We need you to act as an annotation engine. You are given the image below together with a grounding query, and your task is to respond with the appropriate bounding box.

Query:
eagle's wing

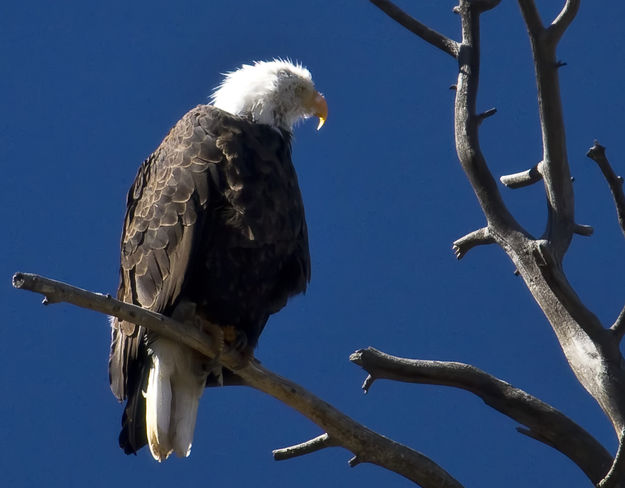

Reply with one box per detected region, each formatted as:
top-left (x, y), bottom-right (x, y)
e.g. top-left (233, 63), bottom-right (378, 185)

top-left (109, 105), bottom-right (224, 403)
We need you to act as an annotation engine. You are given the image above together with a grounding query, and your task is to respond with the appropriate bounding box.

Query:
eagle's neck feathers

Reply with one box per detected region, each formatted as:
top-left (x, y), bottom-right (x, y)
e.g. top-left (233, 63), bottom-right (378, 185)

top-left (210, 59), bottom-right (317, 133)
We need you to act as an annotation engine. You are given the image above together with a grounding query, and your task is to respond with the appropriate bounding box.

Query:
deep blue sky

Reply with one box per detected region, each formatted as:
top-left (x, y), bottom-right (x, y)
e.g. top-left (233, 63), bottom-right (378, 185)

top-left (2, 1), bottom-right (624, 487)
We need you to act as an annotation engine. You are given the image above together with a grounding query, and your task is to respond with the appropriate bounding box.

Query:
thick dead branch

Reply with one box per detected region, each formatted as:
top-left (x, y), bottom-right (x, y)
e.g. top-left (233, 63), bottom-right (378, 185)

top-left (516, 0), bottom-right (543, 35)
top-left (598, 430), bottom-right (625, 488)
top-left (273, 433), bottom-right (338, 461)
top-left (587, 142), bottom-right (625, 240)
top-left (369, 0), bottom-right (460, 58)
top-left (452, 227), bottom-right (494, 259)
top-left (500, 161), bottom-right (544, 188)
top-left (13, 272), bottom-right (463, 488)
top-left (453, 0), bottom-right (526, 238)
top-left (350, 347), bottom-right (613, 485)
top-left (11, 273), bottom-right (224, 359)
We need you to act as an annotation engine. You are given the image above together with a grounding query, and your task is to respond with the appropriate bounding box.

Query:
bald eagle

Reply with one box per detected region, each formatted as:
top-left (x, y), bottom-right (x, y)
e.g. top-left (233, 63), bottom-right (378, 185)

top-left (108, 60), bottom-right (327, 461)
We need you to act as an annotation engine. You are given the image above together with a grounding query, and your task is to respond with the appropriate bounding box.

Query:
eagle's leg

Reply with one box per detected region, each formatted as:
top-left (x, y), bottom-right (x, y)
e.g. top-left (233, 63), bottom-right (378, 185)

top-left (172, 300), bottom-right (225, 384)
top-left (221, 325), bottom-right (254, 369)
top-left (222, 325), bottom-right (247, 350)
top-left (197, 319), bottom-right (225, 386)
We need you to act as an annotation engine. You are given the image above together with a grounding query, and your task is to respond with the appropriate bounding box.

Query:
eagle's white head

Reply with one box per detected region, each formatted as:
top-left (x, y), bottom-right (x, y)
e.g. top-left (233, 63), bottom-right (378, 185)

top-left (210, 59), bottom-right (327, 133)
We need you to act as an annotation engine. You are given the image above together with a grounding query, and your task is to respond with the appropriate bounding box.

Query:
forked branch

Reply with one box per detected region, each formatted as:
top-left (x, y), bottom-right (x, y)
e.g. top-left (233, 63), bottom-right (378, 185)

top-left (371, 0), bottom-right (625, 463)
top-left (518, 0), bottom-right (576, 260)
top-left (12, 272), bottom-right (462, 488)
top-left (350, 347), bottom-right (613, 485)
top-left (547, 0), bottom-right (581, 44)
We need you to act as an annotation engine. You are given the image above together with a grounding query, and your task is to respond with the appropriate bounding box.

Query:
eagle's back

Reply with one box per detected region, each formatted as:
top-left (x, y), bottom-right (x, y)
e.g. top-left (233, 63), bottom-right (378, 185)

top-left (109, 105), bottom-right (310, 453)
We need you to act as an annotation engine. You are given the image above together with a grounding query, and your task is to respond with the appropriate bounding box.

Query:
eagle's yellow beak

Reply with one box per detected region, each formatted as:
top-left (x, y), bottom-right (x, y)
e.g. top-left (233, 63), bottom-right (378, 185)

top-left (310, 91), bottom-right (328, 130)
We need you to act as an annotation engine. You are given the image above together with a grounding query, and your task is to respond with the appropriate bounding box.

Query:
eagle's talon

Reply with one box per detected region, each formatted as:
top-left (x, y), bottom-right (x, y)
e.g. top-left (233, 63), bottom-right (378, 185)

top-left (199, 319), bottom-right (225, 358)
top-left (221, 325), bottom-right (248, 352)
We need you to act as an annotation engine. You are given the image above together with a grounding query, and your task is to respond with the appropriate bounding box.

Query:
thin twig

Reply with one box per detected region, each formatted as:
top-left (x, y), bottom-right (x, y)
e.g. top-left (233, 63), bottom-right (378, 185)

top-left (500, 161), bottom-right (544, 189)
top-left (13, 272), bottom-right (463, 488)
top-left (587, 142), bottom-right (625, 240)
top-left (273, 433), bottom-right (338, 461)
top-left (477, 107), bottom-right (497, 124)
top-left (350, 347), bottom-right (613, 485)
top-left (369, 0), bottom-right (460, 58)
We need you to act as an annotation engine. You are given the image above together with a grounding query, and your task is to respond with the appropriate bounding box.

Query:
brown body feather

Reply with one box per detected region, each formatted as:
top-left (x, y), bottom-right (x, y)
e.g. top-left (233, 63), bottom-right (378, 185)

top-left (109, 105), bottom-right (310, 454)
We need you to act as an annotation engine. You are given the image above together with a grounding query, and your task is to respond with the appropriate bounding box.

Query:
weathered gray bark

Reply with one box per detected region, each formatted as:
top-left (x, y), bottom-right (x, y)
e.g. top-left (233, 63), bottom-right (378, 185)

top-left (370, 0), bottom-right (625, 486)
top-left (12, 272), bottom-right (463, 488)
top-left (351, 347), bottom-right (613, 483)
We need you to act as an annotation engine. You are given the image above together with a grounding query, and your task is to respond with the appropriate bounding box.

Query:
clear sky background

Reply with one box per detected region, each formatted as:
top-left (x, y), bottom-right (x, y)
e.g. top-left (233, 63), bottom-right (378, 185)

top-left (2, 1), bottom-right (624, 487)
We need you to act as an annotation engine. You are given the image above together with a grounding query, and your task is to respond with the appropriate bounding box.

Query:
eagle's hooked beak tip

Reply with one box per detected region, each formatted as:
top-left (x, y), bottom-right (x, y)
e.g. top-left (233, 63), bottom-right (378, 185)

top-left (312, 91), bottom-right (328, 131)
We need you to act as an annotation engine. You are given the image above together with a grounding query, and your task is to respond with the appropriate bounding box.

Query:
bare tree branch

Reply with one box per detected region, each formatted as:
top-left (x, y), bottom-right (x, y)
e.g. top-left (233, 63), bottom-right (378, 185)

top-left (369, 0), bottom-right (460, 58)
top-left (587, 142), bottom-right (625, 240)
top-left (610, 305), bottom-right (625, 344)
top-left (350, 347), bottom-right (613, 485)
top-left (368, 0), bottom-right (625, 484)
top-left (573, 224), bottom-right (593, 237)
top-left (452, 227), bottom-right (494, 259)
top-left (362, 374), bottom-right (375, 393)
top-left (374, 0), bottom-right (625, 445)
top-left (518, 0), bottom-right (576, 261)
top-left (599, 431), bottom-right (625, 488)
top-left (517, 0), bottom-right (543, 35)
top-left (547, 0), bottom-right (581, 45)
top-left (598, 430), bottom-right (625, 488)
top-left (451, 1), bottom-right (533, 250)
top-left (273, 433), bottom-right (338, 461)
top-left (11, 273), bottom-right (225, 359)
top-left (12, 272), bottom-right (463, 488)
top-left (477, 107), bottom-right (497, 124)
top-left (500, 161), bottom-right (544, 188)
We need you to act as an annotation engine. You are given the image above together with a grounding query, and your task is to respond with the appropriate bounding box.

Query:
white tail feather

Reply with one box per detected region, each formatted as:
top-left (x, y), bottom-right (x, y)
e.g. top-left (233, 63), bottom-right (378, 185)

top-left (171, 378), bottom-right (203, 457)
top-left (145, 338), bottom-right (208, 462)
